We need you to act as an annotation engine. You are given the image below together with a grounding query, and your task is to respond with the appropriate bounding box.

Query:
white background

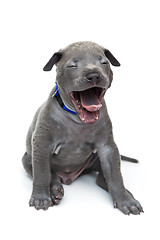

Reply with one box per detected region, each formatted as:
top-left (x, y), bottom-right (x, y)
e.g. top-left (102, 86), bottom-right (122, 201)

top-left (0, 0), bottom-right (160, 239)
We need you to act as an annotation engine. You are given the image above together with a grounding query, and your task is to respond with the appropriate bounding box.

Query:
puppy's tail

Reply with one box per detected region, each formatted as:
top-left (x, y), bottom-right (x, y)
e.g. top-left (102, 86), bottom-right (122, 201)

top-left (121, 155), bottom-right (138, 163)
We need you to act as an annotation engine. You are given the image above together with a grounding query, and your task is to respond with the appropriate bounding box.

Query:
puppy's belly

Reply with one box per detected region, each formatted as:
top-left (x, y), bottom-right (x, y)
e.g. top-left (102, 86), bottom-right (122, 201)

top-left (57, 156), bottom-right (92, 185)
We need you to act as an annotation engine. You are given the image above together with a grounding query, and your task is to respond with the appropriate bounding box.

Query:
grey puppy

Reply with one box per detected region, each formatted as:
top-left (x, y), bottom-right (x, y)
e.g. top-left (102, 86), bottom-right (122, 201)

top-left (22, 41), bottom-right (143, 215)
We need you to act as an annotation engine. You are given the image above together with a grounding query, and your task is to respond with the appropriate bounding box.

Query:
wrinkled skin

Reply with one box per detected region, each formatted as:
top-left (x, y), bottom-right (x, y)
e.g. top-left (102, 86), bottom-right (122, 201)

top-left (22, 41), bottom-right (143, 214)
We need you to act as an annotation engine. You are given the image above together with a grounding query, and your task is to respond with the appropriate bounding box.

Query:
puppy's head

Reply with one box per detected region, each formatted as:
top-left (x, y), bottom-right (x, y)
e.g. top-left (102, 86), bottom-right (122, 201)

top-left (43, 42), bottom-right (120, 123)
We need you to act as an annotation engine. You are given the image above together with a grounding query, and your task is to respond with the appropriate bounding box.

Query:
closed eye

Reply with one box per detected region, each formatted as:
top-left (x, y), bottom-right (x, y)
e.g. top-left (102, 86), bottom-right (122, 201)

top-left (66, 65), bottom-right (77, 68)
top-left (66, 58), bottom-right (78, 68)
top-left (101, 61), bottom-right (109, 65)
top-left (99, 56), bottom-right (109, 65)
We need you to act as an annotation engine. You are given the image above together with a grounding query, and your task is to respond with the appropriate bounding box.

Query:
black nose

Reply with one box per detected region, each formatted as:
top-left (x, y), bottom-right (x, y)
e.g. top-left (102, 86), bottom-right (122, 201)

top-left (86, 72), bottom-right (100, 82)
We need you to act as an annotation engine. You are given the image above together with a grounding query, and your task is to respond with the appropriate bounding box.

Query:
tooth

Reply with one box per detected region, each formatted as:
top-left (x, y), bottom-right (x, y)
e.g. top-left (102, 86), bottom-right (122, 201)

top-left (81, 114), bottom-right (85, 121)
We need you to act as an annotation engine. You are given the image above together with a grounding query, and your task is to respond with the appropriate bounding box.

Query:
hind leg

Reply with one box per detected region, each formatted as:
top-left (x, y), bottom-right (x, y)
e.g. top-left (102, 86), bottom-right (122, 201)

top-left (78, 153), bottom-right (109, 191)
top-left (95, 167), bottom-right (136, 202)
top-left (22, 152), bottom-right (32, 177)
top-left (96, 170), bottom-right (109, 192)
top-left (83, 154), bottom-right (135, 195)
top-left (50, 172), bottom-right (64, 205)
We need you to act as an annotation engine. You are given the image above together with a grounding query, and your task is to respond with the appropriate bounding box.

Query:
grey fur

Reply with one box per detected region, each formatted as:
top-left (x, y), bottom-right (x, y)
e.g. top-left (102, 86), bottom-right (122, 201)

top-left (22, 41), bottom-right (143, 214)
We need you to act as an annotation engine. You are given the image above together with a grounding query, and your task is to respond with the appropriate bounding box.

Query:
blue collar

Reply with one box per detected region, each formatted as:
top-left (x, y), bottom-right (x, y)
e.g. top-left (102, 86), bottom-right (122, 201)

top-left (53, 84), bottom-right (76, 115)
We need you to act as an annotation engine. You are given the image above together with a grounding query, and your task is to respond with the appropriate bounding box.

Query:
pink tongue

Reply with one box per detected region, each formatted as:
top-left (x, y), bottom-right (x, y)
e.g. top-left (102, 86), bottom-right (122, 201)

top-left (80, 89), bottom-right (102, 112)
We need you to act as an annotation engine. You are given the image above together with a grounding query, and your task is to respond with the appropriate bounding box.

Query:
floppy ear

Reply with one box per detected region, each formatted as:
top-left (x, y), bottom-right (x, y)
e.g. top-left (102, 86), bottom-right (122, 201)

top-left (43, 52), bottom-right (63, 71)
top-left (104, 49), bottom-right (120, 66)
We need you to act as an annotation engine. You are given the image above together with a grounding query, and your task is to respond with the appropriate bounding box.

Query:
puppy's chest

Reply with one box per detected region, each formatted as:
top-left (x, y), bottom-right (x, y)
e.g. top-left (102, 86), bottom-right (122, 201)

top-left (54, 140), bottom-right (93, 158)
top-left (51, 122), bottom-right (97, 160)
top-left (54, 122), bottom-right (96, 144)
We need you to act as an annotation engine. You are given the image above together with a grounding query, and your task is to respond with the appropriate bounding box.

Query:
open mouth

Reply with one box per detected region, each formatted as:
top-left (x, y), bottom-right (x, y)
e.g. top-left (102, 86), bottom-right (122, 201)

top-left (70, 87), bottom-right (105, 123)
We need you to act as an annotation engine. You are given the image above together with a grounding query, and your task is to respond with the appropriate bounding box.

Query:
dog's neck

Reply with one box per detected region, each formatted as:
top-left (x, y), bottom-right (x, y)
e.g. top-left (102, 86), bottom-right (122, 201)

top-left (52, 84), bottom-right (77, 115)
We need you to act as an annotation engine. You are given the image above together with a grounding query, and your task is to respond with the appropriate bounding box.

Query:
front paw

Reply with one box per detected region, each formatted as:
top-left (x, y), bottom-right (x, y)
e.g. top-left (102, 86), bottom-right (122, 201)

top-left (113, 191), bottom-right (143, 215)
top-left (29, 187), bottom-right (53, 210)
